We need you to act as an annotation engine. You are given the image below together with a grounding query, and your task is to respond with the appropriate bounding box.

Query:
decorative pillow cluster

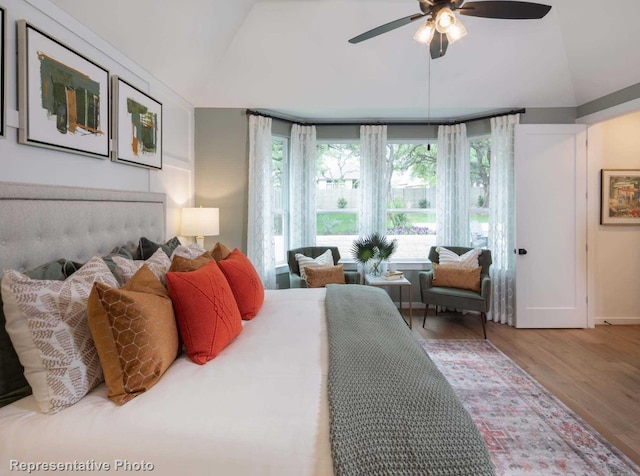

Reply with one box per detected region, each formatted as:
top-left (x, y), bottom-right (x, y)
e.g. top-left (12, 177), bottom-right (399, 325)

top-left (167, 261), bottom-right (243, 364)
top-left (1, 256), bottom-right (118, 414)
top-left (305, 264), bottom-right (346, 288)
top-left (87, 265), bottom-right (178, 405)
top-left (295, 249), bottom-right (334, 279)
top-left (432, 247), bottom-right (482, 292)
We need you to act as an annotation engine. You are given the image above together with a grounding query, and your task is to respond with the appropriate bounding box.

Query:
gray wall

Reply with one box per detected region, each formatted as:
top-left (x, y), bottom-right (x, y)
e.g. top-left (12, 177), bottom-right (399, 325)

top-left (195, 109), bottom-right (249, 252)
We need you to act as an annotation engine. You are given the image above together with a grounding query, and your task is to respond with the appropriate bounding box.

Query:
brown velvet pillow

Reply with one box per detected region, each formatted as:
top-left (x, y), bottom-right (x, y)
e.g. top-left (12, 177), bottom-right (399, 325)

top-left (432, 263), bottom-right (481, 292)
top-left (169, 252), bottom-right (213, 273)
top-left (304, 265), bottom-right (346, 288)
top-left (211, 242), bottom-right (232, 262)
top-left (87, 265), bottom-right (179, 405)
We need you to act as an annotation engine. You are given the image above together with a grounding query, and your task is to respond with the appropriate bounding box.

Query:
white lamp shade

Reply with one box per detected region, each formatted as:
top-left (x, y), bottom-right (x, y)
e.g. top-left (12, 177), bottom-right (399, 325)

top-left (181, 208), bottom-right (220, 237)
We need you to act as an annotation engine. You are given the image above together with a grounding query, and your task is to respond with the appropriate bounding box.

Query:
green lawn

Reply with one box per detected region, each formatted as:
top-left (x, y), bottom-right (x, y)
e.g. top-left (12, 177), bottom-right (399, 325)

top-left (317, 211), bottom-right (488, 234)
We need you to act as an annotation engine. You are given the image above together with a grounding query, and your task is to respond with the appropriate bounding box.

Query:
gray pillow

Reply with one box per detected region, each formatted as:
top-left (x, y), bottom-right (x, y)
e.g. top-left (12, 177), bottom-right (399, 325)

top-left (139, 236), bottom-right (181, 260)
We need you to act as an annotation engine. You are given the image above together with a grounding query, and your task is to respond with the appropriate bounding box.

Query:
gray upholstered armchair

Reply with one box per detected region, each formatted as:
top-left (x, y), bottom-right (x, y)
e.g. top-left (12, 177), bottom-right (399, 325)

top-left (419, 246), bottom-right (492, 339)
top-left (287, 246), bottom-right (361, 288)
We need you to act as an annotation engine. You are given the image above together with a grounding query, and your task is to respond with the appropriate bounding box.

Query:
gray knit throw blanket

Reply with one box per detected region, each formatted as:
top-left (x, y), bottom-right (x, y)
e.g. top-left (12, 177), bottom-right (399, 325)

top-left (325, 284), bottom-right (495, 476)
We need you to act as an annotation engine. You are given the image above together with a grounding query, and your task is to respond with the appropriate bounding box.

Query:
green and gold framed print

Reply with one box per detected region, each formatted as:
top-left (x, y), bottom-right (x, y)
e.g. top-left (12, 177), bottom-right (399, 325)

top-left (600, 169), bottom-right (640, 225)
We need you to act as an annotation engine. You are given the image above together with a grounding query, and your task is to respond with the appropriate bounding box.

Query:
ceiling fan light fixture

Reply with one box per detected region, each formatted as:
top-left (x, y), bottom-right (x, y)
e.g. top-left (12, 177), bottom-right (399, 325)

top-left (435, 7), bottom-right (456, 34)
top-left (446, 18), bottom-right (467, 44)
top-left (414, 20), bottom-right (436, 45)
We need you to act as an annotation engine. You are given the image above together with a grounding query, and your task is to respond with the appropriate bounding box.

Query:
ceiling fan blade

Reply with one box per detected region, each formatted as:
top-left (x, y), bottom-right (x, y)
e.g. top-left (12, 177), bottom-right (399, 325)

top-left (349, 12), bottom-right (427, 44)
top-left (459, 1), bottom-right (551, 19)
top-left (430, 32), bottom-right (449, 59)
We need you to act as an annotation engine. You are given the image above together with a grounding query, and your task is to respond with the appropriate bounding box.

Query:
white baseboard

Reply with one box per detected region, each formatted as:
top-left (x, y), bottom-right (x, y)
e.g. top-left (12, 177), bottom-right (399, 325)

top-left (594, 318), bottom-right (640, 325)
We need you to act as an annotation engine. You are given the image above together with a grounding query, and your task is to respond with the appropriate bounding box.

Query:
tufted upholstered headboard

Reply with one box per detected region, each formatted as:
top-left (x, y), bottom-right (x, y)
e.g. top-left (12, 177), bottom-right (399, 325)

top-left (0, 181), bottom-right (166, 276)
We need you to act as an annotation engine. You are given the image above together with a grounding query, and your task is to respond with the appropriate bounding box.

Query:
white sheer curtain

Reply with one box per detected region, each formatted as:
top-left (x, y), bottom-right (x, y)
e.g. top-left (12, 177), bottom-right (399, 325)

top-left (488, 114), bottom-right (519, 325)
top-left (359, 125), bottom-right (388, 235)
top-left (247, 115), bottom-right (276, 289)
top-left (436, 124), bottom-right (470, 246)
top-left (289, 124), bottom-right (317, 248)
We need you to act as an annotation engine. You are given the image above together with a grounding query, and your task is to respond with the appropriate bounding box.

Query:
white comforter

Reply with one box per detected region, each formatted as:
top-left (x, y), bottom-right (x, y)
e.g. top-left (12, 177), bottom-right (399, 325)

top-left (0, 289), bottom-right (333, 476)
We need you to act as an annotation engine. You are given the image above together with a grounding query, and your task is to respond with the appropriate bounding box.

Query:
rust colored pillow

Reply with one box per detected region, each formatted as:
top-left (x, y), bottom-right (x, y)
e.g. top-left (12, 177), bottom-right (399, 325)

top-left (87, 265), bottom-right (179, 405)
top-left (211, 242), bottom-right (232, 262)
top-left (432, 263), bottom-right (482, 292)
top-left (166, 261), bottom-right (242, 364)
top-left (305, 265), bottom-right (346, 288)
top-left (217, 249), bottom-right (264, 320)
top-left (169, 252), bottom-right (213, 273)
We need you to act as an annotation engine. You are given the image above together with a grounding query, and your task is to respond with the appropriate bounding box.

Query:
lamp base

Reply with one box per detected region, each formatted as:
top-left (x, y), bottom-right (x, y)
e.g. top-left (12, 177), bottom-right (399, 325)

top-left (196, 236), bottom-right (205, 248)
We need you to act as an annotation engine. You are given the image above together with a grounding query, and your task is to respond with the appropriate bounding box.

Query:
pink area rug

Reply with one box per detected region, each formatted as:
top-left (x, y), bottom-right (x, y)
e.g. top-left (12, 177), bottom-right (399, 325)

top-left (421, 339), bottom-right (640, 476)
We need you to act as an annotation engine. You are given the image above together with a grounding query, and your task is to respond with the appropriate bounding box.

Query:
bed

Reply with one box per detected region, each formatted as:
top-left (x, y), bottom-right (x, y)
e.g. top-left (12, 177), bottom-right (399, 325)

top-left (0, 182), bottom-right (494, 476)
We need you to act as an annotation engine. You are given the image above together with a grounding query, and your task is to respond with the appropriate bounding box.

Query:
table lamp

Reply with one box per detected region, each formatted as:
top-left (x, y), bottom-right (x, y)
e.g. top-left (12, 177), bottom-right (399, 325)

top-left (181, 207), bottom-right (219, 247)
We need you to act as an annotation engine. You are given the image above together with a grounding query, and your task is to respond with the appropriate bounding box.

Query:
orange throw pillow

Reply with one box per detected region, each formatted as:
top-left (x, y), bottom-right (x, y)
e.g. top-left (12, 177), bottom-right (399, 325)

top-left (166, 261), bottom-right (242, 364)
top-left (305, 265), bottom-right (346, 288)
top-left (432, 263), bottom-right (482, 292)
top-left (217, 249), bottom-right (265, 320)
top-left (87, 265), bottom-right (179, 405)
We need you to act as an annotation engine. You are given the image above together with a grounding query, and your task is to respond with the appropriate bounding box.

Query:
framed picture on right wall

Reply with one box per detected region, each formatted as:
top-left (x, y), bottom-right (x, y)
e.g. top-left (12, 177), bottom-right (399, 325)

top-left (600, 169), bottom-right (640, 225)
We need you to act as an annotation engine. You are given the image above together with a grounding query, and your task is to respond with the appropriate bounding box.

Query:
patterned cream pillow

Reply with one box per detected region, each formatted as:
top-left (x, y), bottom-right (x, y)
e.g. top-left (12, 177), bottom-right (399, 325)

top-left (1, 256), bottom-right (118, 413)
top-left (170, 243), bottom-right (207, 260)
top-left (112, 247), bottom-right (171, 286)
top-left (436, 247), bottom-right (481, 268)
top-left (295, 249), bottom-right (334, 279)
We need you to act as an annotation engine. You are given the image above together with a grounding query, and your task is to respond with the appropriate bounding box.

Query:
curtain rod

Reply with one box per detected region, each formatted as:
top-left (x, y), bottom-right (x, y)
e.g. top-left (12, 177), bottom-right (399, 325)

top-left (245, 108), bottom-right (526, 127)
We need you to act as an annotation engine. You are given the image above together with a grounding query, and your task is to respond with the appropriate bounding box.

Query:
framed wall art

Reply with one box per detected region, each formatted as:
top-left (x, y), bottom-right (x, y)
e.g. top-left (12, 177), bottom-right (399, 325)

top-left (600, 169), bottom-right (640, 225)
top-left (112, 76), bottom-right (162, 169)
top-left (17, 20), bottom-right (109, 158)
top-left (1, 5), bottom-right (6, 138)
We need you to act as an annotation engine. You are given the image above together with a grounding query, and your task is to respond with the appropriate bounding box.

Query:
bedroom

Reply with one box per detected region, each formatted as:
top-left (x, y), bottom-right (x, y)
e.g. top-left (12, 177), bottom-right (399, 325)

top-left (0, 0), bottom-right (639, 474)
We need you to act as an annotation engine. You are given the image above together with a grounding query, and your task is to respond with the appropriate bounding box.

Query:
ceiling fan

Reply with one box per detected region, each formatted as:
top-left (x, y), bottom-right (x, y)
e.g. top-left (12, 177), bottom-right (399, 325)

top-left (349, 0), bottom-right (552, 59)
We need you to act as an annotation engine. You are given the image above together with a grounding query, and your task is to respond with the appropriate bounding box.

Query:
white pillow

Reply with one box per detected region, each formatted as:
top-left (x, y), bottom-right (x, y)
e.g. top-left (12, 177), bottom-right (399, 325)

top-left (1, 256), bottom-right (118, 414)
top-left (112, 247), bottom-right (171, 286)
top-left (170, 243), bottom-right (207, 260)
top-left (436, 247), bottom-right (481, 268)
top-left (295, 249), bottom-right (334, 279)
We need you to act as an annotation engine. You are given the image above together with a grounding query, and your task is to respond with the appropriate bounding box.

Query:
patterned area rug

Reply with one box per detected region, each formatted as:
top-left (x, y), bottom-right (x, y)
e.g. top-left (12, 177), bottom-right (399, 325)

top-left (421, 339), bottom-right (640, 476)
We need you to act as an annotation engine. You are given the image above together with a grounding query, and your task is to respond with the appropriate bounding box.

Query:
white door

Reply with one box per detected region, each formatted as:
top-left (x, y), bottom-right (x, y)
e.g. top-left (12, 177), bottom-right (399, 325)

top-left (515, 124), bottom-right (588, 328)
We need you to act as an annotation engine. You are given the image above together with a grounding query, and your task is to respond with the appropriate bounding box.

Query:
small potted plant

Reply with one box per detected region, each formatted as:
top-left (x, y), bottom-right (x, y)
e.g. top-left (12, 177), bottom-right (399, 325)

top-left (351, 232), bottom-right (397, 276)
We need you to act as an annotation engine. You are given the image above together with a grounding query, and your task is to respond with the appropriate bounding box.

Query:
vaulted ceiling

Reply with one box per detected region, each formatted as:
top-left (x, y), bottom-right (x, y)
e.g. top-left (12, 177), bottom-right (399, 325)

top-left (51, 0), bottom-right (640, 120)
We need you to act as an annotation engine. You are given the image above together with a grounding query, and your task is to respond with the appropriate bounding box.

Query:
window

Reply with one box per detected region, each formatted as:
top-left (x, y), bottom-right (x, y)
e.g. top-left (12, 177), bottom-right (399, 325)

top-left (386, 142), bottom-right (438, 259)
top-left (315, 143), bottom-right (361, 258)
top-left (469, 137), bottom-right (490, 248)
top-left (272, 136), bottom-right (289, 264)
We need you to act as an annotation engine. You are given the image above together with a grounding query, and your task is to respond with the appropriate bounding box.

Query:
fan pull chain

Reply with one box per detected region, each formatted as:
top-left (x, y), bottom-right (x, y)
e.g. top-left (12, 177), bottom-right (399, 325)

top-left (427, 50), bottom-right (432, 152)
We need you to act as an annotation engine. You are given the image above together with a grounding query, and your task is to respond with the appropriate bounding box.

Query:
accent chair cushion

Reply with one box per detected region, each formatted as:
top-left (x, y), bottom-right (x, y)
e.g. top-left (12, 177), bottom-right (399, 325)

top-left (432, 263), bottom-right (481, 292)
top-left (88, 265), bottom-right (179, 405)
top-left (305, 264), bottom-right (346, 288)
top-left (166, 261), bottom-right (242, 365)
top-left (217, 249), bottom-right (265, 320)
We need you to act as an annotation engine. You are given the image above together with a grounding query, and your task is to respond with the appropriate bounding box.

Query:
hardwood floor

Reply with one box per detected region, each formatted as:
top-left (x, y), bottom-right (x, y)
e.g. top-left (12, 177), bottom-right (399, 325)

top-left (405, 309), bottom-right (640, 466)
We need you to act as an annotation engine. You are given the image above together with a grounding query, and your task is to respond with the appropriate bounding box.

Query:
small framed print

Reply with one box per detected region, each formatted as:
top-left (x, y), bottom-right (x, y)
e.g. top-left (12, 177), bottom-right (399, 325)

top-left (112, 76), bottom-right (162, 169)
top-left (17, 21), bottom-right (109, 157)
top-left (600, 169), bottom-right (640, 225)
